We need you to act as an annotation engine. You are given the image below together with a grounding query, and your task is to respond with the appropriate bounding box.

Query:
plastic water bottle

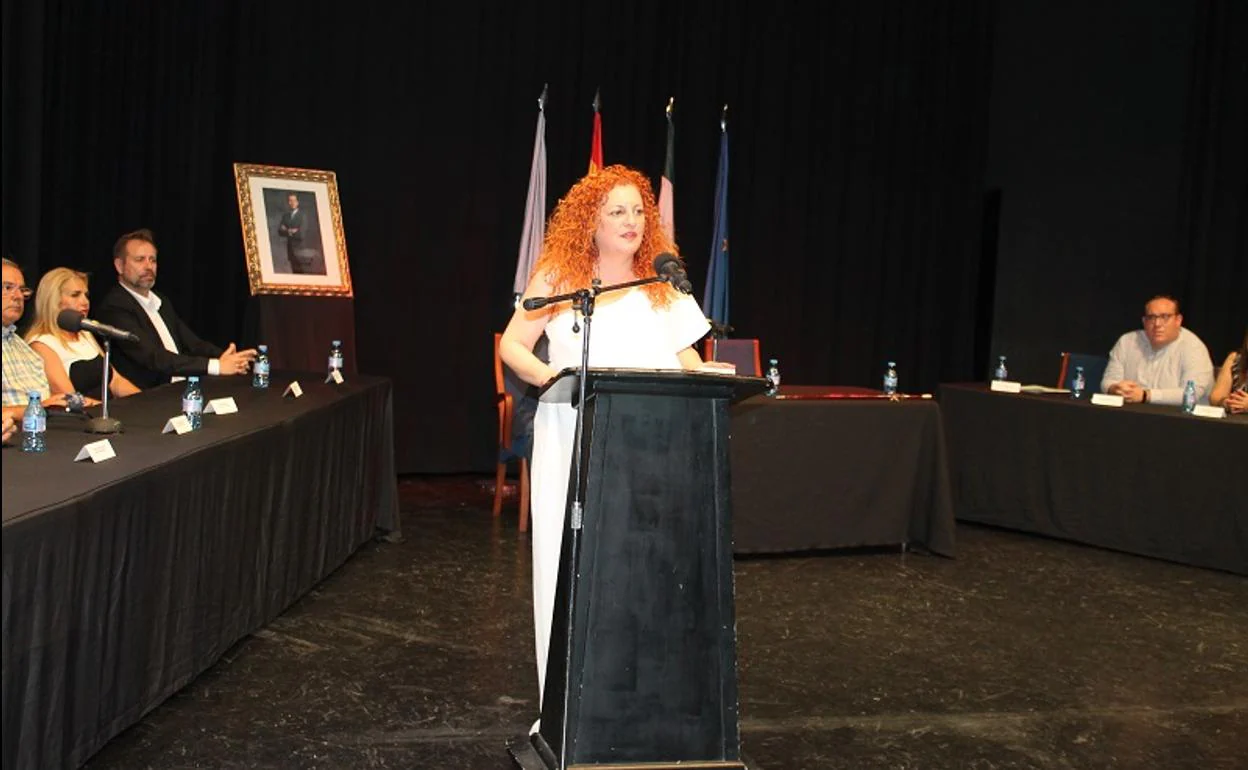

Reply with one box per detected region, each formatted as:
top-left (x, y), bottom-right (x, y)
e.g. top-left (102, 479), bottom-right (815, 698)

top-left (993, 355), bottom-right (1009, 381)
top-left (21, 391), bottom-right (46, 453)
top-left (253, 344), bottom-right (270, 389)
top-left (1071, 366), bottom-right (1086, 399)
top-left (328, 340), bottom-right (344, 376)
top-left (765, 358), bottom-right (781, 397)
top-left (182, 376), bottom-right (204, 430)
top-left (883, 361), bottom-right (899, 396)
top-left (1182, 380), bottom-right (1196, 414)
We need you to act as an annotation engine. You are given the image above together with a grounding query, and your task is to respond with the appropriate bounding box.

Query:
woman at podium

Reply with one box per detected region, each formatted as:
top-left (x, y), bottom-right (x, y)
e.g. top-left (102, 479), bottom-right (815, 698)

top-left (499, 165), bottom-right (710, 712)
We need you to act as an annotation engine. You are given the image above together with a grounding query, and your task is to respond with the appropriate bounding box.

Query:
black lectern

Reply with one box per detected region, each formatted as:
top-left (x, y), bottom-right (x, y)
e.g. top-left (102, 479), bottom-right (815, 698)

top-left (509, 368), bottom-right (766, 770)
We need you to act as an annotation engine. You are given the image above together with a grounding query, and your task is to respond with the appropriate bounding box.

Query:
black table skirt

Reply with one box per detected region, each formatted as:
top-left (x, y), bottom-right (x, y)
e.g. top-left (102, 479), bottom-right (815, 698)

top-left (1, 373), bottom-right (398, 769)
top-left (729, 395), bottom-right (956, 557)
top-left (939, 383), bottom-right (1248, 575)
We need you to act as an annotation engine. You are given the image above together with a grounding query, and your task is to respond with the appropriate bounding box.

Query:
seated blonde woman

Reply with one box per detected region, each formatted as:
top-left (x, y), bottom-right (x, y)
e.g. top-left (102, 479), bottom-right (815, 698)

top-left (25, 267), bottom-right (140, 400)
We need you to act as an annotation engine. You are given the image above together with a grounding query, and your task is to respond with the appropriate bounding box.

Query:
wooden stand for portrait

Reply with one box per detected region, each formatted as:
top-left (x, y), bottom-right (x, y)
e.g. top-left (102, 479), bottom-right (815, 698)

top-left (248, 295), bottom-right (357, 374)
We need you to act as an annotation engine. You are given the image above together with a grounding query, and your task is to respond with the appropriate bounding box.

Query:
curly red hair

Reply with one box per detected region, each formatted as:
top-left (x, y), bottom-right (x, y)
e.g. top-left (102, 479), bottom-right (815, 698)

top-left (534, 164), bottom-right (677, 308)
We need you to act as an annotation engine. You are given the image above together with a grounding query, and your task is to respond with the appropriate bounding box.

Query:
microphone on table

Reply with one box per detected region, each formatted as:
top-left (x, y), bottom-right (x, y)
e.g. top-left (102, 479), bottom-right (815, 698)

top-left (57, 309), bottom-right (140, 343)
top-left (653, 252), bottom-right (693, 294)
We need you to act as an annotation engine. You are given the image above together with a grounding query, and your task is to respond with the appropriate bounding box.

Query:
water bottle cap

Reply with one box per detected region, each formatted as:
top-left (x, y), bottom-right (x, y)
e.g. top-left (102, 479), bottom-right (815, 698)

top-left (258, 344), bottom-right (268, 352)
top-left (332, 340), bottom-right (342, 346)
top-left (188, 376), bottom-right (199, 382)
top-left (27, 390), bottom-right (40, 399)
top-left (769, 358), bottom-right (778, 364)
top-left (887, 361), bottom-right (896, 367)
top-left (1075, 365), bottom-right (1083, 371)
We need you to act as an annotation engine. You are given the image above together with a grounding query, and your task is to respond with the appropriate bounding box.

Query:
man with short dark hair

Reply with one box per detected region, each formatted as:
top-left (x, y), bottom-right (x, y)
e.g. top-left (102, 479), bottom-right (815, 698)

top-left (1101, 294), bottom-right (1214, 405)
top-left (93, 229), bottom-right (256, 389)
top-left (278, 192), bottom-right (311, 273)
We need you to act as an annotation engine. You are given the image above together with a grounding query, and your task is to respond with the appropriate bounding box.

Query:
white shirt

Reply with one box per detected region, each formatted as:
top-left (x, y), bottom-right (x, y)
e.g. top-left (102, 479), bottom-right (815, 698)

top-left (119, 282), bottom-right (218, 378)
top-left (29, 331), bottom-right (102, 375)
top-left (1101, 327), bottom-right (1214, 405)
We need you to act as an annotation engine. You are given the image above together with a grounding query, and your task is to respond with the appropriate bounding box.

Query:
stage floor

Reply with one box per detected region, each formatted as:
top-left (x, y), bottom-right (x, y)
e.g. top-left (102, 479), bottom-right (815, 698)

top-left (85, 475), bottom-right (1248, 769)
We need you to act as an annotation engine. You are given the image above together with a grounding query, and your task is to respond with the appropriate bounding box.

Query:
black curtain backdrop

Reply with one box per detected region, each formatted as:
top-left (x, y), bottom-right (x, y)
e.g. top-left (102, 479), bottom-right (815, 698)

top-left (984, 0), bottom-right (1246, 384)
top-left (1176, 0), bottom-right (1248, 354)
top-left (3, 1), bottom-right (1242, 473)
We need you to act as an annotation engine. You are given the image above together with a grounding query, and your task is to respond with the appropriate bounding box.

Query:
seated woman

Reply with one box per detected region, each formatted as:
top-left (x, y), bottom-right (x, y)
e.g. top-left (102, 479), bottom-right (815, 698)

top-left (25, 267), bottom-right (140, 400)
top-left (1209, 328), bottom-right (1247, 414)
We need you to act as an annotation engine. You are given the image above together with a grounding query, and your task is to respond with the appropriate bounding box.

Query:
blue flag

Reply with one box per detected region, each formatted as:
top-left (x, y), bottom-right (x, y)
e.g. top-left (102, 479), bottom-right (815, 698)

top-left (703, 120), bottom-right (729, 325)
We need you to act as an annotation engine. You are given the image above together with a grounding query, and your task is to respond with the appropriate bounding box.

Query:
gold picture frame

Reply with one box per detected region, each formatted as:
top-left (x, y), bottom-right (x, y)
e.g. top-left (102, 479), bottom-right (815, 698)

top-left (233, 163), bottom-right (353, 297)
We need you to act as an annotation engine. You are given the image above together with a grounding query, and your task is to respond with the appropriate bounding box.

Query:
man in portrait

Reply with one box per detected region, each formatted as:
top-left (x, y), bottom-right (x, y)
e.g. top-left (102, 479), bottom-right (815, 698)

top-left (277, 192), bottom-right (310, 274)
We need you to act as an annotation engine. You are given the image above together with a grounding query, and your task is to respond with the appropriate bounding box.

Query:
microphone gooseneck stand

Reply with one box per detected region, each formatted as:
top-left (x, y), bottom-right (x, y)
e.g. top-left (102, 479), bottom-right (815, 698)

top-left (523, 273), bottom-right (666, 768)
top-left (85, 338), bottom-right (123, 434)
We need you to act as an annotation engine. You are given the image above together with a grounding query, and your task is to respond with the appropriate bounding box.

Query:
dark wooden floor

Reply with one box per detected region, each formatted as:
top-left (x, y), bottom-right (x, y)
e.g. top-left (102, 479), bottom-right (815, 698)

top-left (85, 474), bottom-right (1248, 769)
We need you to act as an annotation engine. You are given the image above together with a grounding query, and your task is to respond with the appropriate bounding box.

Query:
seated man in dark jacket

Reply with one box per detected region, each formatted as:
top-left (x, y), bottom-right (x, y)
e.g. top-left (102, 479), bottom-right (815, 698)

top-left (93, 228), bottom-right (256, 389)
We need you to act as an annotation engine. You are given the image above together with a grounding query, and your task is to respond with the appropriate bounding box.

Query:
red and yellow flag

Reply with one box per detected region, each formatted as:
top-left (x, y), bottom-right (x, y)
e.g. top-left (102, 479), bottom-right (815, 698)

top-left (589, 89), bottom-right (603, 173)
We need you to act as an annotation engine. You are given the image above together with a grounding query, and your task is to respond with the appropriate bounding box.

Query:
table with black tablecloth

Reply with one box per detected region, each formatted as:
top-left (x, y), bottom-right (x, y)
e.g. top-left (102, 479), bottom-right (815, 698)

top-left (938, 383), bottom-right (1247, 575)
top-left (1, 373), bottom-right (398, 769)
top-left (729, 387), bottom-right (956, 557)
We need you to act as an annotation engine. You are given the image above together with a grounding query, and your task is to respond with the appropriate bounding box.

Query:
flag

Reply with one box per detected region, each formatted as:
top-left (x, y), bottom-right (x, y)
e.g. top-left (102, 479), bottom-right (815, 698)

top-left (513, 85), bottom-right (548, 301)
top-left (658, 97), bottom-right (675, 243)
top-left (588, 89), bottom-right (603, 173)
top-left (703, 108), bottom-right (730, 326)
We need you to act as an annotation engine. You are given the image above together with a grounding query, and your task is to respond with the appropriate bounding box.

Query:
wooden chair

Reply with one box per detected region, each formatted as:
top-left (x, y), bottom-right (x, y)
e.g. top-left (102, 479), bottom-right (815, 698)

top-left (1057, 351), bottom-right (1110, 392)
top-left (702, 337), bottom-right (762, 377)
top-left (493, 333), bottom-right (530, 531)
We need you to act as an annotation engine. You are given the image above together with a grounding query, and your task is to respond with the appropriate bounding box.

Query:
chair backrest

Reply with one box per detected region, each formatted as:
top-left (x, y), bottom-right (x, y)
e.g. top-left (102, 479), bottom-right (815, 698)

top-left (495, 332), bottom-right (540, 460)
top-left (493, 333), bottom-right (506, 396)
top-left (1057, 352), bottom-right (1109, 392)
top-left (702, 337), bottom-right (762, 377)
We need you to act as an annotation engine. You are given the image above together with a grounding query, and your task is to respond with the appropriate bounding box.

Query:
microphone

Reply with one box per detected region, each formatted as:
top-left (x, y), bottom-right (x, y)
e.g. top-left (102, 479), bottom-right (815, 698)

top-left (57, 309), bottom-right (140, 343)
top-left (653, 252), bottom-right (693, 294)
top-left (522, 296), bottom-right (549, 311)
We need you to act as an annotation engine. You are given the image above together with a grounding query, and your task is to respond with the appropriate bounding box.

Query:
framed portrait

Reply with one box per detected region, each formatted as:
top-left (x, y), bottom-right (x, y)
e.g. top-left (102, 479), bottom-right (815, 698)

top-left (233, 163), bottom-right (353, 297)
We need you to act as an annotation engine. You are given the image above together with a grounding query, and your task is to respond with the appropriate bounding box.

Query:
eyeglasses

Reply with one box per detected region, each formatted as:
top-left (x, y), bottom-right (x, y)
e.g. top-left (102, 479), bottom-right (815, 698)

top-left (1142, 313), bottom-right (1176, 324)
top-left (2, 282), bottom-right (33, 299)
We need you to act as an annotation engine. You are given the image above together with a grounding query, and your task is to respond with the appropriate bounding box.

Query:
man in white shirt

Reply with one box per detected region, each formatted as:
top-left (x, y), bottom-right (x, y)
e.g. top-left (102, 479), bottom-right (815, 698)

top-left (93, 229), bottom-right (256, 389)
top-left (1101, 295), bottom-right (1214, 405)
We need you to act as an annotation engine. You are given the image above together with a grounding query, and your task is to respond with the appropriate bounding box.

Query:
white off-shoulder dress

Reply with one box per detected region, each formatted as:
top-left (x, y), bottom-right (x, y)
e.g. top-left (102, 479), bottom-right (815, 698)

top-left (529, 286), bottom-right (710, 702)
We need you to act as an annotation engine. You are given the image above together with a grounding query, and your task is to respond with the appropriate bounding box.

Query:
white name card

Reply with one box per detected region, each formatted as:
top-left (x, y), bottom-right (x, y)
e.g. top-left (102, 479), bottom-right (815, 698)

top-left (1192, 404), bottom-right (1225, 419)
top-left (162, 415), bottom-right (193, 434)
top-left (325, 369), bottom-right (345, 385)
top-left (990, 379), bottom-right (1021, 393)
top-left (74, 438), bottom-right (116, 463)
top-left (1091, 393), bottom-right (1125, 407)
top-left (204, 397), bottom-right (238, 415)
top-left (283, 381), bottom-right (304, 399)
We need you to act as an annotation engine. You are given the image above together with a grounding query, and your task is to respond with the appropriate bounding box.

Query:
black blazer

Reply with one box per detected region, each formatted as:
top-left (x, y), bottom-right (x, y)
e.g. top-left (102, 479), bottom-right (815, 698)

top-left (93, 284), bottom-right (223, 389)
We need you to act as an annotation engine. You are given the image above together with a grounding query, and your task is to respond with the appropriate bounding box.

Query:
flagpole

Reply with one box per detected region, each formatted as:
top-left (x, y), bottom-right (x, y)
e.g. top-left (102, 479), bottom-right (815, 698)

top-left (705, 104), bottom-right (730, 337)
top-left (658, 96), bottom-right (676, 244)
top-left (513, 84), bottom-right (548, 305)
top-left (589, 88), bottom-right (603, 173)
